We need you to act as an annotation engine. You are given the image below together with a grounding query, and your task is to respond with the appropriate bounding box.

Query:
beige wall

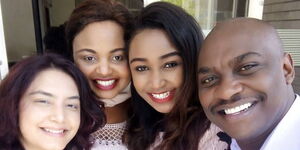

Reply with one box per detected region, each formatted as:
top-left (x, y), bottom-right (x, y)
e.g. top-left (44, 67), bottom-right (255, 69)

top-left (49, 0), bottom-right (75, 26)
top-left (1, 0), bottom-right (36, 62)
top-left (263, 0), bottom-right (300, 29)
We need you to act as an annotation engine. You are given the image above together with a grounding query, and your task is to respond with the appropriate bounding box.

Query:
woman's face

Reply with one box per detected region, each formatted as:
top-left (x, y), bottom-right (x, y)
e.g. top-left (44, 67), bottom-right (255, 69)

top-left (73, 21), bottom-right (130, 99)
top-left (19, 69), bottom-right (80, 150)
top-left (129, 29), bottom-right (183, 113)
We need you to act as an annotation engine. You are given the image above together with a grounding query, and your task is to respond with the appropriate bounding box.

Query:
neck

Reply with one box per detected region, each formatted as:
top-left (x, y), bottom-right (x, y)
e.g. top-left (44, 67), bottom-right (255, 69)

top-left (105, 100), bottom-right (130, 124)
top-left (238, 91), bottom-right (296, 150)
top-left (238, 136), bottom-right (267, 150)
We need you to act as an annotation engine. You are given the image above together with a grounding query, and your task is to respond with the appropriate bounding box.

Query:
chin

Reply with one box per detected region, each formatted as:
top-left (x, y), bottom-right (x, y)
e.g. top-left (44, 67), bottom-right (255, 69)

top-left (43, 145), bottom-right (66, 150)
top-left (98, 91), bottom-right (118, 99)
top-left (155, 106), bottom-right (173, 114)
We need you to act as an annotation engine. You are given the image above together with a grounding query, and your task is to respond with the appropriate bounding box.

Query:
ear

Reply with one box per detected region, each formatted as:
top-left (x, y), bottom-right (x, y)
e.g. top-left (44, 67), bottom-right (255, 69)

top-left (283, 52), bottom-right (295, 84)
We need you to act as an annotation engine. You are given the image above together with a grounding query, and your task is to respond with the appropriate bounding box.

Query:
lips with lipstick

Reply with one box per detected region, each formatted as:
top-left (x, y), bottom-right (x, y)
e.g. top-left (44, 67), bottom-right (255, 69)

top-left (148, 89), bottom-right (176, 103)
top-left (94, 79), bottom-right (118, 90)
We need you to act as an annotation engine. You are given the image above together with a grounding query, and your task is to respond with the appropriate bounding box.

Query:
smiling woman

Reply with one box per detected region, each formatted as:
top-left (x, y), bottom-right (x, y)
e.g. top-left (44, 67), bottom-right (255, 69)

top-left (0, 54), bottom-right (105, 150)
top-left (65, 0), bottom-right (133, 149)
top-left (126, 2), bottom-right (228, 150)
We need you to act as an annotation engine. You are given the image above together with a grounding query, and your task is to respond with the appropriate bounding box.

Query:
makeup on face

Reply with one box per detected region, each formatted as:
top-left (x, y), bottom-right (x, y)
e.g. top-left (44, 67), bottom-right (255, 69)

top-left (129, 29), bottom-right (183, 113)
top-left (73, 21), bottom-right (131, 100)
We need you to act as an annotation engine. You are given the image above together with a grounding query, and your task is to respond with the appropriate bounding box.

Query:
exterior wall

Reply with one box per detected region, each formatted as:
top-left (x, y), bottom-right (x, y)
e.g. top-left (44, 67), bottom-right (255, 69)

top-left (263, 0), bottom-right (300, 29)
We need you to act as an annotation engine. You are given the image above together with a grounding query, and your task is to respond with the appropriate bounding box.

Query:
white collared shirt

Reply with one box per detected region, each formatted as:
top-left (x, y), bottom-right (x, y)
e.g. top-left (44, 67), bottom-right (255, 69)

top-left (231, 94), bottom-right (300, 150)
top-left (260, 94), bottom-right (300, 150)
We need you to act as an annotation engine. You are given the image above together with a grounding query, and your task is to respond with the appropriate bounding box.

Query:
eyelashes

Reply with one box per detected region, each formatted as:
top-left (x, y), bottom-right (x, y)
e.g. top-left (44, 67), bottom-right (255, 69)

top-left (33, 99), bottom-right (80, 111)
top-left (198, 62), bottom-right (261, 88)
top-left (134, 61), bottom-right (181, 72)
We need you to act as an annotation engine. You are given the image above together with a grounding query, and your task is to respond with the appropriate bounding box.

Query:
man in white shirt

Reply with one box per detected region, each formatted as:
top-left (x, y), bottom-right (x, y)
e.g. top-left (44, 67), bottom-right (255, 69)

top-left (197, 18), bottom-right (299, 150)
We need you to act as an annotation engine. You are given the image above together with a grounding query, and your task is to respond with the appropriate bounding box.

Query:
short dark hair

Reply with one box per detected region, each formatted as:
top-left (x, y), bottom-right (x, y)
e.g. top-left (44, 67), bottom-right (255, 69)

top-left (127, 2), bottom-right (210, 150)
top-left (65, 0), bottom-right (133, 61)
top-left (0, 54), bottom-right (106, 149)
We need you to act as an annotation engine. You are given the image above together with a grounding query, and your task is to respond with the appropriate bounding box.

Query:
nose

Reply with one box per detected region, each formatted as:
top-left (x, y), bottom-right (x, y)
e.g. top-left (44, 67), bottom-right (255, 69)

top-left (215, 76), bottom-right (243, 101)
top-left (50, 104), bottom-right (65, 123)
top-left (96, 59), bottom-right (112, 76)
top-left (150, 70), bottom-right (166, 90)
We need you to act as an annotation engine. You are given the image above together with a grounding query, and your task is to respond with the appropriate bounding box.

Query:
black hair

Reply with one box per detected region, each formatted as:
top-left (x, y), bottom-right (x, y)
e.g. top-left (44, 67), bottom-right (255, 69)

top-left (126, 2), bottom-right (210, 150)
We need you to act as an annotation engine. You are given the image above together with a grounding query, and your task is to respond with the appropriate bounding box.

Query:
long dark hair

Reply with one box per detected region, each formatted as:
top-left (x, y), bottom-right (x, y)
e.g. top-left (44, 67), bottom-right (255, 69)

top-left (0, 54), bottom-right (106, 150)
top-left (126, 2), bottom-right (210, 150)
top-left (65, 0), bottom-right (133, 61)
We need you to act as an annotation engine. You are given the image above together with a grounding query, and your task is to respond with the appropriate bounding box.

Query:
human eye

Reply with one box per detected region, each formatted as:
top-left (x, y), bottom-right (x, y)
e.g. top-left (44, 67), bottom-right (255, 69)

top-left (164, 61), bottom-right (179, 69)
top-left (238, 63), bottom-right (259, 74)
top-left (112, 55), bottom-right (125, 62)
top-left (199, 75), bottom-right (218, 88)
top-left (66, 103), bottom-right (80, 111)
top-left (83, 56), bottom-right (97, 63)
top-left (135, 65), bottom-right (149, 72)
top-left (34, 99), bottom-right (50, 105)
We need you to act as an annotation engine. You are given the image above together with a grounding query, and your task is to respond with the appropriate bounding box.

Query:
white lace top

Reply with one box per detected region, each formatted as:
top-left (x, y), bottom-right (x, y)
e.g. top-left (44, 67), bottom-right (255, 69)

top-left (91, 121), bottom-right (128, 150)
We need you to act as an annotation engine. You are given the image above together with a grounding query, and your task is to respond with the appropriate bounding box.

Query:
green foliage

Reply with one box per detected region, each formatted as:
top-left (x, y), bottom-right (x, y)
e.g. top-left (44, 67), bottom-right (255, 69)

top-left (162, 0), bottom-right (182, 6)
top-left (161, 0), bottom-right (196, 17)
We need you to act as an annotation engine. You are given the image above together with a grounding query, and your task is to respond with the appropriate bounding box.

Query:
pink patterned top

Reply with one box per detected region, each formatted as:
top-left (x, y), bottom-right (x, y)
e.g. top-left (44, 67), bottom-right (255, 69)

top-left (198, 124), bottom-right (229, 150)
top-left (150, 123), bottom-right (228, 150)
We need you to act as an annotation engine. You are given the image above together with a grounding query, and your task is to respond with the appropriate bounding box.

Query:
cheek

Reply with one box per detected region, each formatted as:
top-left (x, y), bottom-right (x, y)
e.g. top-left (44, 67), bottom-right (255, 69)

top-left (132, 73), bottom-right (146, 92)
top-left (68, 111), bottom-right (81, 130)
top-left (19, 111), bottom-right (29, 132)
top-left (246, 71), bottom-right (280, 95)
top-left (19, 107), bottom-right (45, 134)
top-left (77, 64), bottom-right (94, 78)
top-left (198, 93), bottom-right (208, 108)
top-left (198, 89), bottom-right (214, 110)
top-left (168, 67), bottom-right (184, 87)
top-left (19, 103), bottom-right (34, 126)
top-left (176, 68), bottom-right (184, 86)
top-left (113, 63), bottom-right (130, 80)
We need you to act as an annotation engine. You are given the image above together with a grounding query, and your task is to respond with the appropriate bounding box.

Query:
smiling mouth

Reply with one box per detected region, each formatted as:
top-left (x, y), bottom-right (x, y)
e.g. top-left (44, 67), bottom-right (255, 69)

top-left (97, 79), bottom-right (115, 86)
top-left (219, 102), bottom-right (256, 115)
top-left (94, 79), bottom-right (117, 90)
top-left (152, 91), bottom-right (170, 99)
top-left (41, 127), bottom-right (67, 136)
top-left (148, 90), bottom-right (175, 103)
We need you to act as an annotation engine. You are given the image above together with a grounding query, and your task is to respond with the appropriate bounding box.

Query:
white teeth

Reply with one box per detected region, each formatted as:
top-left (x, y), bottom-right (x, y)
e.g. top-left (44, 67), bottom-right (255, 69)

top-left (152, 91), bottom-right (170, 99)
top-left (44, 128), bottom-right (64, 134)
top-left (96, 80), bottom-right (115, 86)
top-left (224, 102), bottom-right (252, 115)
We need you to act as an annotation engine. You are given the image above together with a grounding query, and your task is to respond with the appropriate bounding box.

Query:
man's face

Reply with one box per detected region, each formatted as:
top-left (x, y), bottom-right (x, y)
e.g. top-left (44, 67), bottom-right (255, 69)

top-left (197, 29), bottom-right (294, 143)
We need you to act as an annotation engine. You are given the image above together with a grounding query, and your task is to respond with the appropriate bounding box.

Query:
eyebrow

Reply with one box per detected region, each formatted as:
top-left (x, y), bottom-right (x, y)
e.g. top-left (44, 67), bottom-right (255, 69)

top-left (234, 52), bottom-right (262, 64)
top-left (29, 90), bottom-right (53, 97)
top-left (160, 51), bottom-right (180, 59)
top-left (197, 67), bottom-right (211, 74)
top-left (110, 48), bottom-right (125, 53)
top-left (75, 49), bottom-right (96, 54)
top-left (130, 51), bottom-right (180, 64)
top-left (75, 48), bottom-right (124, 54)
top-left (67, 96), bottom-right (80, 100)
top-left (29, 90), bottom-right (80, 100)
top-left (130, 58), bottom-right (146, 64)
top-left (197, 52), bottom-right (262, 74)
